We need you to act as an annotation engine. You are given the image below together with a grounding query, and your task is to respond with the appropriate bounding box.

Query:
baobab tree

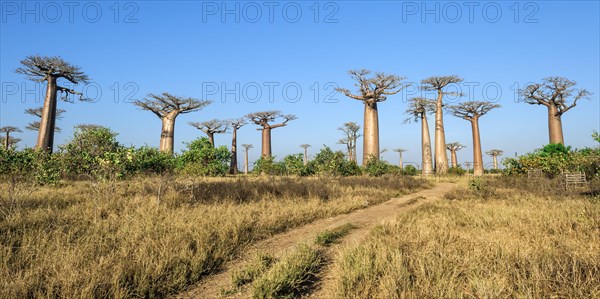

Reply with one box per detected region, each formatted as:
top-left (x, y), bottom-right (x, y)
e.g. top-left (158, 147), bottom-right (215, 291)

top-left (393, 148), bottom-right (406, 170)
top-left (25, 107), bottom-right (65, 133)
top-left (486, 149), bottom-right (504, 170)
top-left (405, 97), bottom-right (436, 176)
top-left (189, 119), bottom-right (228, 147)
top-left (16, 55), bottom-right (90, 152)
top-left (134, 93), bottom-right (210, 153)
top-left (229, 118), bottom-right (246, 174)
top-left (446, 142), bottom-right (466, 168)
top-left (421, 76), bottom-right (463, 174)
top-left (337, 70), bottom-right (406, 163)
top-left (521, 77), bottom-right (591, 144)
top-left (0, 126), bottom-right (22, 150)
top-left (241, 144), bottom-right (253, 175)
top-left (337, 122), bottom-right (361, 163)
top-left (246, 111), bottom-right (297, 157)
top-left (0, 137), bottom-right (20, 149)
top-left (300, 144), bottom-right (311, 166)
top-left (449, 101), bottom-right (500, 176)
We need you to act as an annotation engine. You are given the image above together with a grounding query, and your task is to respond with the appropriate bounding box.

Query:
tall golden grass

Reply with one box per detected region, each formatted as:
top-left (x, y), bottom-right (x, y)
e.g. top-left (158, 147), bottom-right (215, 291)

top-left (0, 175), bottom-right (428, 298)
top-left (334, 181), bottom-right (600, 298)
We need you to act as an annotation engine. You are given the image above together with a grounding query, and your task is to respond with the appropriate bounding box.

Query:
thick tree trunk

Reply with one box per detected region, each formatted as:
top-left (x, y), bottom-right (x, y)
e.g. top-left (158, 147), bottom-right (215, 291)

top-left (471, 118), bottom-right (484, 176)
top-left (207, 133), bottom-right (215, 147)
top-left (4, 132), bottom-right (9, 150)
top-left (159, 115), bottom-right (176, 153)
top-left (548, 105), bottom-right (565, 145)
top-left (450, 150), bottom-right (458, 168)
top-left (244, 149), bottom-right (249, 175)
top-left (229, 128), bottom-right (238, 174)
top-left (421, 114), bottom-right (434, 176)
top-left (36, 76), bottom-right (58, 152)
top-left (363, 102), bottom-right (379, 164)
top-left (399, 153), bottom-right (403, 170)
top-left (304, 148), bottom-right (308, 166)
top-left (352, 145), bottom-right (357, 164)
top-left (261, 127), bottom-right (272, 157)
top-left (434, 91), bottom-right (449, 174)
top-left (493, 155), bottom-right (498, 169)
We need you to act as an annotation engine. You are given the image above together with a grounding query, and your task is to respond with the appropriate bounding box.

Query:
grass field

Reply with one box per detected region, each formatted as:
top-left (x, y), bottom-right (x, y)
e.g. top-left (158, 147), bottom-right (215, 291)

top-left (334, 178), bottom-right (600, 298)
top-left (0, 175), bottom-right (428, 298)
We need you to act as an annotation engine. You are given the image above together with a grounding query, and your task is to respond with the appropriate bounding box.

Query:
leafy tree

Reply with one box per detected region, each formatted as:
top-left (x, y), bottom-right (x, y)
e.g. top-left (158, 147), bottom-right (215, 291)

top-left (308, 146), bottom-right (361, 176)
top-left (59, 125), bottom-right (122, 176)
top-left (177, 137), bottom-right (230, 176)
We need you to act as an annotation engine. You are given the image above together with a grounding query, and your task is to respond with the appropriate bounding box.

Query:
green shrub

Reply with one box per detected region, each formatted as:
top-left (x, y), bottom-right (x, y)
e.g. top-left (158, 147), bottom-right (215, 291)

top-left (282, 154), bottom-right (311, 176)
top-left (308, 146), bottom-right (360, 176)
top-left (59, 125), bottom-right (122, 176)
top-left (177, 137), bottom-right (230, 176)
top-left (363, 156), bottom-right (391, 177)
top-left (448, 166), bottom-right (466, 176)
top-left (253, 156), bottom-right (286, 175)
top-left (402, 164), bottom-right (418, 176)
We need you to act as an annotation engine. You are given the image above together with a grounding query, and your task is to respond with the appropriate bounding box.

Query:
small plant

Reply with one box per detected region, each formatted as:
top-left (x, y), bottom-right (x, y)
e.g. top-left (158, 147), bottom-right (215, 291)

top-left (314, 223), bottom-right (357, 247)
top-left (402, 164), bottom-right (418, 176)
top-left (448, 166), bottom-right (466, 176)
top-left (232, 253), bottom-right (278, 288)
top-left (363, 156), bottom-right (390, 177)
top-left (252, 244), bottom-right (323, 298)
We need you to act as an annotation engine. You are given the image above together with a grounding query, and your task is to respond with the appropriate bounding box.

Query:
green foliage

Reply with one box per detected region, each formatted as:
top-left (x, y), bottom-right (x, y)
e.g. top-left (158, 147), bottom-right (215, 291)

top-left (177, 137), bottom-right (230, 176)
top-left (402, 164), bottom-right (418, 176)
top-left (59, 126), bottom-right (122, 176)
top-left (448, 166), bottom-right (466, 176)
top-left (308, 146), bottom-right (361, 176)
top-left (0, 148), bottom-right (61, 185)
top-left (253, 156), bottom-right (285, 175)
top-left (282, 154), bottom-right (312, 176)
top-left (126, 146), bottom-right (176, 175)
top-left (593, 130), bottom-right (600, 144)
top-left (363, 156), bottom-right (392, 177)
top-left (503, 143), bottom-right (600, 179)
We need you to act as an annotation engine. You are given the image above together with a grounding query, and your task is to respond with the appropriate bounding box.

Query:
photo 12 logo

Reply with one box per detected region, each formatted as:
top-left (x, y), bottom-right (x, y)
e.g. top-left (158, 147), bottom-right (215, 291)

top-left (201, 1), bottom-right (339, 23)
top-left (1, 1), bottom-right (139, 23)
top-left (1, 81), bottom-right (140, 103)
top-left (201, 81), bottom-right (340, 103)
top-left (400, 1), bottom-right (539, 23)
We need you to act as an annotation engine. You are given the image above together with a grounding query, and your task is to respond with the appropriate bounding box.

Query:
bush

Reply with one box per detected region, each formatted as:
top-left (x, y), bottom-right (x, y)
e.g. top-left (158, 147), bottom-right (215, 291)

top-left (282, 154), bottom-right (312, 176)
top-left (253, 156), bottom-right (286, 175)
top-left (308, 146), bottom-right (360, 176)
top-left (363, 156), bottom-right (391, 177)
top-left (448, 166), bottom-right (466, 176)
top-left (59, 125), bottom-right (122, 176)
top-left (177, 137), bottom-right (230, 176)
top-left (402, 165), bottom-right (418, 176)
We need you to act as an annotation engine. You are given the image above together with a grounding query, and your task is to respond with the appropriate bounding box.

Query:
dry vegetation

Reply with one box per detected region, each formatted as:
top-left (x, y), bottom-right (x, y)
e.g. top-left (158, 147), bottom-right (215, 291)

top-left (334, 177), bottom-right (600, 298)
top-left (0, 175), bottom-right (428, 298)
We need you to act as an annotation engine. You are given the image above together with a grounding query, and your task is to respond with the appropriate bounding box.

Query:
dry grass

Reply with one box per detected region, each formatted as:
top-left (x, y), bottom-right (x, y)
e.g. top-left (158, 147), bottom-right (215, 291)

top-left (334, 181), bottom-right (600, 298)
top-left (0, 175), bottom-right (428, 298)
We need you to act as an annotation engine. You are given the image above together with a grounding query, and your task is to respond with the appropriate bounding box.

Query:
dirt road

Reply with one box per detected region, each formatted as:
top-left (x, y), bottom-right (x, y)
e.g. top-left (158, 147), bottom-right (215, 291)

top-left (175, 182), bottom-right (455, 298)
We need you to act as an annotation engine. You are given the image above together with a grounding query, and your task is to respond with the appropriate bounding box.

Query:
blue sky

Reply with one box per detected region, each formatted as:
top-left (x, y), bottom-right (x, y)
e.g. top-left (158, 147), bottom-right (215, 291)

top-left (1, 1), bottom-right (599, 167)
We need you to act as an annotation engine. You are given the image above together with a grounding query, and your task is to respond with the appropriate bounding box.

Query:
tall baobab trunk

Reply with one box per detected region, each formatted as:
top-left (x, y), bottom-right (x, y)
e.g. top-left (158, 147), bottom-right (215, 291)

top-left (450, 150), bottom-right (458, 168)
top-left (36, 76), bottom-right (58, 152)
top-left (159, 114), bottom-right (177, 153)
top-left (207, 133), bottom-right (215, 147)
top-left (421, 114), bottom-right (434, 176)
top-left (303, 148), bottom-right (309, 166)
top-left (399, 153), bottom-right (404, 170)
top-left (230, 127), bottom-right (238, 174)
top-left (492, 155), bottom-right (498, 169)
top-left (434, 91), bottom-right (449, 174)
top-left (363, 103), bottom-right (379, 163)
top-left (262, 128), bottom-right (272, 157)
top-left (470, 117), bottom-right (484, 176)
top-left (548, 105), bottom-right (564, 144)
top-left (244, 148), bottom-right (249, 175)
